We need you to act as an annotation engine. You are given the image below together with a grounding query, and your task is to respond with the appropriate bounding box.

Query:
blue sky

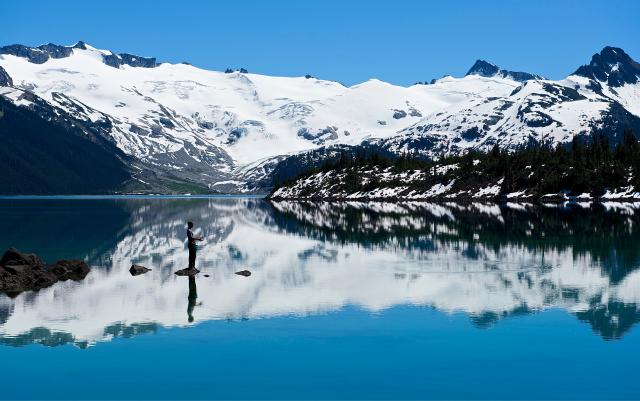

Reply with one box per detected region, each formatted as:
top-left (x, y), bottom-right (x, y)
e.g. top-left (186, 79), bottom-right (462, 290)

top-left (3, 0), bottom-right (639, 86)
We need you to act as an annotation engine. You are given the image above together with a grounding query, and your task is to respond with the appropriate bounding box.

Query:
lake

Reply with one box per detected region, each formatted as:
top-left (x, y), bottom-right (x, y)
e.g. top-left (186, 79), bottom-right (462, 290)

top-left (0, 197), bottom-right (638, 400)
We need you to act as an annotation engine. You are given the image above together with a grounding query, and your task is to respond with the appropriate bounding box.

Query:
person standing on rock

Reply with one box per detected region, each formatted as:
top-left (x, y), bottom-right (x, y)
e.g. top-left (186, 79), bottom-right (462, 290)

top-left (187, 221), bottom-right (203, 269)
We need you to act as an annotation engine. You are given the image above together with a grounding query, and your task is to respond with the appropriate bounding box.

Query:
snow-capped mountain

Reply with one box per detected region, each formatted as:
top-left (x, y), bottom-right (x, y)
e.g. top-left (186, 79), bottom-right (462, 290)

top-left (372, 47), bottom-right (640, 157)
top-left (569, 46), bottom-right (640, 116)
top-left (0, 42), bottom-right (638, 193)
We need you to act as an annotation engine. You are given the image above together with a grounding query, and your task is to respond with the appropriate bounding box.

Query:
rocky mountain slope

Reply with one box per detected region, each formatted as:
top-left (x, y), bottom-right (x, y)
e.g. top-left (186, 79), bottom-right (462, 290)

top-left (0, 88), bottom-right (131, 194)
top-left (0, 42), bottom-right (638, 194)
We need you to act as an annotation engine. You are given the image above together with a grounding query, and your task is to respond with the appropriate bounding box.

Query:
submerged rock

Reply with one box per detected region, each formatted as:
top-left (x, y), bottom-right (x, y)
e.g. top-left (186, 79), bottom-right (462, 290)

top-left (129, 264), bottom-right (152, 276)
top-left (0, 248), bottom-right (90, 296)
top-left (235, 270), bottom-right (251, 277)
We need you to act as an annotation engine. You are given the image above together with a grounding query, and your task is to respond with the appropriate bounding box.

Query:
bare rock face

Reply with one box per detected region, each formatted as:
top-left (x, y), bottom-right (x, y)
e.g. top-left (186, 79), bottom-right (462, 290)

top-left (0, 248), bottom-right (90, 296)
top-left (0, 66), bottom-right (12, 87)
top-left (129, 264), bottom-right (152, 276)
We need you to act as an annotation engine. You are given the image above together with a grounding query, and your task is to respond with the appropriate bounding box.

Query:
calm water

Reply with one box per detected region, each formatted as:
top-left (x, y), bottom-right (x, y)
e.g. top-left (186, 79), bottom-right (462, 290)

top-left (0, 198), bottom-right (638, 400)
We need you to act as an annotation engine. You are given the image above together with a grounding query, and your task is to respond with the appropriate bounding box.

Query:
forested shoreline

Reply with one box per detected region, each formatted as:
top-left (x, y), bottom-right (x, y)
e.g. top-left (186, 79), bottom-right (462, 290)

top-left (271, 130), bottom-right (640, 201)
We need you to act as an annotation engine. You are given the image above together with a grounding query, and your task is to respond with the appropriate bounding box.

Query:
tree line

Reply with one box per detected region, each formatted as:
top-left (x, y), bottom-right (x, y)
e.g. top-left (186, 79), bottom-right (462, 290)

top-left (277, 129), bottom-right (640, 197)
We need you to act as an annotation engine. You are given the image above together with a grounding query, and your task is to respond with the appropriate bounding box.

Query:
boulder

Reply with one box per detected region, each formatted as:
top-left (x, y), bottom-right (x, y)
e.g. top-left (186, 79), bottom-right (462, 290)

top-left (0, 248), bottom-right (90, 295)
top-left (0, 247), bottom-right (44, 267)
top-left (129, 264), bottom-right (152, 276)
top-left (49, 260), bottom-right (90, 281)
top-left (235, 270), bottom-right (252, 277)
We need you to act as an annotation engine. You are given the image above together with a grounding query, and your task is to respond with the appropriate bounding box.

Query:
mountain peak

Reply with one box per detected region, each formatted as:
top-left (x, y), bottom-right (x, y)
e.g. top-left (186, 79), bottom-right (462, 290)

top-left (72, 41), bottom-right (88, 50)
top-left (599, 46), bottom-right (635, 64)
top-left (572, 46), bottom-right (640, 87)
top-left (465, 59), bottom-right (542, 82)
top-left (466, 60), bottom-right (500, 77)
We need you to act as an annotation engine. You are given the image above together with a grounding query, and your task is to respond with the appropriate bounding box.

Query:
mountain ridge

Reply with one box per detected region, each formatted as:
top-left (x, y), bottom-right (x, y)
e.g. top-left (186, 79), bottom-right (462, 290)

top-left (465, 59), bottom-right (544, 82)
top-left (0, 42), bottom-right (638, 194)
top-left (0, 41), bottom-right (159, 69)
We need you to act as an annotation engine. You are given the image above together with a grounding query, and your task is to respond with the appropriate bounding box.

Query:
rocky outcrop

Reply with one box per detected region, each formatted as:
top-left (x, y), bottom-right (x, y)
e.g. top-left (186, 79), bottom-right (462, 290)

top-left (466, 59), bottom-right (543, 82)
top-left (0, 43), bottom-right (73, 64)
top-left (0, 44), bottom-right (49, 64)
top-left (0, 248), bottom-right (90, 296)
top-left (0, 66), bottom-right (12, 87)
top-left (36, 43), bottom-right (74, 59)
top-left (102, 53), bottom-right (157, 69)
top-left (0, 41), bottom-right (157, 69)
top-left (573, 46), bottom-right (640, 87)
top-left (466, 60), bottom-right (500, 77)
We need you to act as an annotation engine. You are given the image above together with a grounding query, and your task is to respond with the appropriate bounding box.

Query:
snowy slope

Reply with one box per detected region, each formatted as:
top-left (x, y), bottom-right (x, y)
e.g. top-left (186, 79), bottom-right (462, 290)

top-left (0, 43), bottom-right (468, 162)
top-left (374, 47), bottom-right (640, 158)
top-left (376, 80), bottom-right (620, 157)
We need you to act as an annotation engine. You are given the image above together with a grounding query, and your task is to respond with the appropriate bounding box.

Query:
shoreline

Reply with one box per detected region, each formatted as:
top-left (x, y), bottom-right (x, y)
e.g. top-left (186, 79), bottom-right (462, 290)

top-left (0, 194), bottom-right (268, 200)
top-left (0, 194), bottom-right (638, 204)
top-left (268, 195), bottom-right (640, 203)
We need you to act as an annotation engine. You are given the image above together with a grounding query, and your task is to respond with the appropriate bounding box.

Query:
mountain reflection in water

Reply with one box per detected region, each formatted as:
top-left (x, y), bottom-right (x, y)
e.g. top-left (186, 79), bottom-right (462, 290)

top-left (0, 198), bottom-right (638, 347)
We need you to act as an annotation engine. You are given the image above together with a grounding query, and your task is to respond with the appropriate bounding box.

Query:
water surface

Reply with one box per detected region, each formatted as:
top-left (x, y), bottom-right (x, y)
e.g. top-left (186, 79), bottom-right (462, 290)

top-left (0, 198), bottom-right (638, 399)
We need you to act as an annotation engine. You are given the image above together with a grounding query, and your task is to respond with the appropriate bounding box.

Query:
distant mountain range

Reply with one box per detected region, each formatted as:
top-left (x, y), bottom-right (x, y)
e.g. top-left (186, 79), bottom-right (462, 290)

top-left (0, 42), bottom-right (638, 194)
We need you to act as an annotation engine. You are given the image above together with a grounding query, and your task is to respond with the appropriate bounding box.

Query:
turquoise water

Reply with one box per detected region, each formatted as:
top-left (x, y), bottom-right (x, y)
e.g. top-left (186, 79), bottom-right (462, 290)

top-left (0, 198), bottom-right (638, 399)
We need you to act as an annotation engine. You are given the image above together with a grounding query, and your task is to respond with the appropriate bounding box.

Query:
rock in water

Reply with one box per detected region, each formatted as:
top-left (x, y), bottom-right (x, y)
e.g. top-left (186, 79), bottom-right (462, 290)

top-left (235, 270), bottom-right (251, 277)
top-left (49, 260), bottom-right (90, 281)
top-left (175, 267), bottom-right (200, 276)
top-left (129, 264), bottom-right (152, 276)
top-left (0, 248), bottom-right (43, 267)
top-left (0, 248), bottom-right (90, 295)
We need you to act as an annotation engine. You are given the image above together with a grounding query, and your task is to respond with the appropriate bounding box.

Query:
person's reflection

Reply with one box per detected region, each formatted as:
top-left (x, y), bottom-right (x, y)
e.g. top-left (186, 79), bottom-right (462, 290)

top-left (187, 276), bottom-right (200, 322)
